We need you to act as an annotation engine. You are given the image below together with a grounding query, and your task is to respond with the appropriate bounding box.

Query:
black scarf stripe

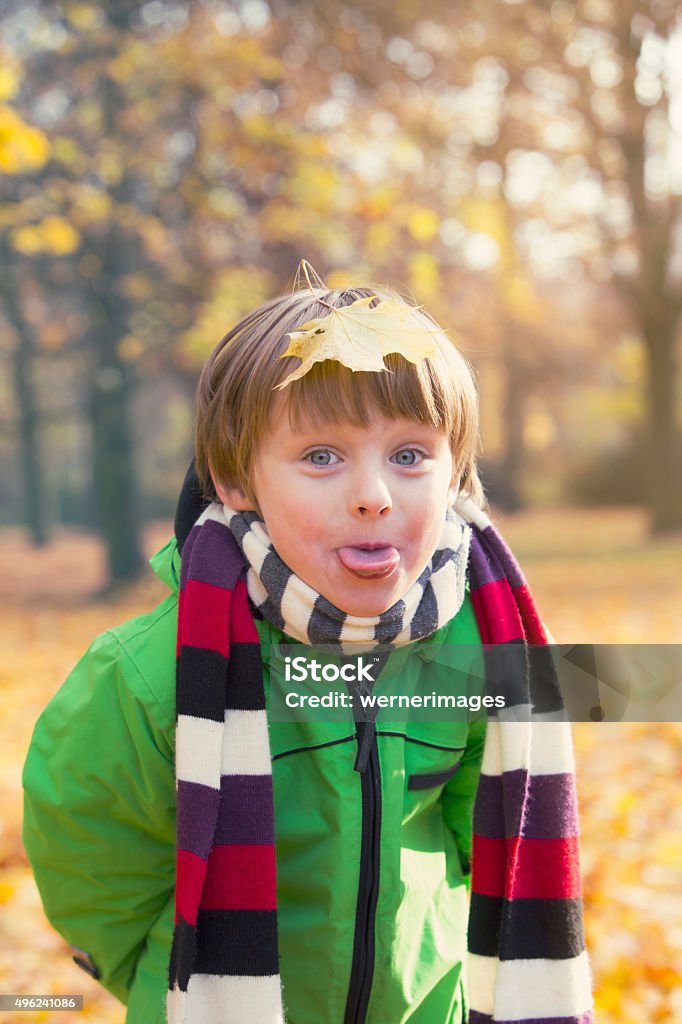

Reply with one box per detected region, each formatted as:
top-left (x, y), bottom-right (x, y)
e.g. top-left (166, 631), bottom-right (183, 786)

top-left (309, 593), bottom-right (345, 644)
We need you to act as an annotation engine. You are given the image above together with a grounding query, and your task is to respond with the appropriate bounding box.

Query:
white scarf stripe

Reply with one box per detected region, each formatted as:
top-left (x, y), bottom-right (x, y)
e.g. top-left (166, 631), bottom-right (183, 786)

top-left (241, 529), bottom-right (271, 576)
top-left (250, 519), bottom-right (273, 551)
top-left (246, 567), bottom-right (269, 610)
top-left (467, 952), bottom-right (593, 1020)
top-left (480, 720), bottom-right (576, 776)
top-left (182, 974), bottom-right (285, 1024)
top-left (495, 952), bottom-right (593, 1019)
top-left (221, 710), bottom-right (273, 775)
top-left (197, 504), bottom-right (229, 529)
top-left (176, 715), bottom-right (225, 789)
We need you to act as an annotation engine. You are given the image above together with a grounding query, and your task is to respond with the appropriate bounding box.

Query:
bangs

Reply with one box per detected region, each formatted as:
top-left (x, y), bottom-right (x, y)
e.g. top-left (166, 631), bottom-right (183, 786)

top-left (282, 353), bottom-right (454, 436)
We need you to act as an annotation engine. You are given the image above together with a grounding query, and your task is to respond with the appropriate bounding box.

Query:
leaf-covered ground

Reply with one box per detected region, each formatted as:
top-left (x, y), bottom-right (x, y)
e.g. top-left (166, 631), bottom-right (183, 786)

top-left (1, 508), bottom-right (680, 1023)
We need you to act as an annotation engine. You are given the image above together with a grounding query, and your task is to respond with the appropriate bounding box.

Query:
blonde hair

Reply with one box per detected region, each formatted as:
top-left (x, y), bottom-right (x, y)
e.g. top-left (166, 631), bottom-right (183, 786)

top-left (195, 283), bottom-right (486, 510)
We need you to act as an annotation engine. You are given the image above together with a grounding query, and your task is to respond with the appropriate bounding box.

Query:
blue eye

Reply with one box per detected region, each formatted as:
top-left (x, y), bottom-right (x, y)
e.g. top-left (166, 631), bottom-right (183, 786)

top-left (306, 449), bottom-right (338, 466)
top-left (392, 448), bottom-right (422, 466)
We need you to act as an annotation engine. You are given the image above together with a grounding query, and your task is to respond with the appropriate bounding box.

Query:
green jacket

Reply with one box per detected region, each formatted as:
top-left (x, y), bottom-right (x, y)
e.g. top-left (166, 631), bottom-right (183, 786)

top-left (23, 537), bottom-right (486, 1024)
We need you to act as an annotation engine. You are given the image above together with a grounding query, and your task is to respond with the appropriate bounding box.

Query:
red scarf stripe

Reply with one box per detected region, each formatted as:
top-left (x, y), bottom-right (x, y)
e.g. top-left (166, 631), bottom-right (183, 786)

top-left (470, 578), bottom-right (525, 644)
top-left (513, 583), bottom-right (548, 645)
top-left (231, 576), bottom-right (262, 644)
top-left (175, 848), bottom-right (209, 926)
top-left (472, 835), bottom-right (582, 899)
top-left (200, 844), bottom-right (278, 911)
top-left (177, 578), bottom-right (232, 657)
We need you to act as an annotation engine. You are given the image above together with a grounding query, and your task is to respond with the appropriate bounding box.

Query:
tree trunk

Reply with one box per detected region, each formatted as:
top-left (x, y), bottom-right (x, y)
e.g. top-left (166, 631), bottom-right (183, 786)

top-left (85, 27), bottom-right (145, 586)
top-left (0, 237), bottom-right (49, 546)
top-left (15, 332), bottom-right (49, 546)
top-left (499, 342), bottom-right (525, 512)
top-left (86, 285), bottom-right (145, 585)
top-left (642, 313), bottom-right (682, 533)
top-left (90, 382), bottom-right (144, 583)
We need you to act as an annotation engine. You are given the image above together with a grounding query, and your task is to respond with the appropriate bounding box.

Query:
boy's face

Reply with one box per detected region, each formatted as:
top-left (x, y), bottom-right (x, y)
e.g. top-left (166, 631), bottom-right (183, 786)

top-left (215, 402), bottom-right (457, 617)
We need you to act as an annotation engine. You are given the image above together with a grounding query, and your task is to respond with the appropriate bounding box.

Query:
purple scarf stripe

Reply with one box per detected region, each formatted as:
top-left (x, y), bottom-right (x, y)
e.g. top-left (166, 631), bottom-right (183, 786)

top-left (467, 531), bottom-right (501, 588)
top-left (474, 771), bottom-right (579, 839)
top-left (179, 522), bottom-right (201, 589)
top-left (176, 781), bottom-right (221, 859)
top-left (181, 518), bottom-right (244, 591)
top-left (215, 775), bottom-right (276, 845)
top-left (479, 524), bottom-right (526, 590)
top-left (176, 777), bottom-right (276, 856)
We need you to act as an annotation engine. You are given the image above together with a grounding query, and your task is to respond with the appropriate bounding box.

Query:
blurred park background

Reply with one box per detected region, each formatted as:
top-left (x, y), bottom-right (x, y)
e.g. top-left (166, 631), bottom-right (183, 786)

top-left (0, 0), bottom-right (681, 1021)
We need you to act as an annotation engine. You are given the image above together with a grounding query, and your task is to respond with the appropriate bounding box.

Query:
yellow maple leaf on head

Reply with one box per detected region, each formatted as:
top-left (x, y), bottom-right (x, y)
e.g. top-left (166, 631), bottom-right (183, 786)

top-left (275, 296), bottom-right (441, 390)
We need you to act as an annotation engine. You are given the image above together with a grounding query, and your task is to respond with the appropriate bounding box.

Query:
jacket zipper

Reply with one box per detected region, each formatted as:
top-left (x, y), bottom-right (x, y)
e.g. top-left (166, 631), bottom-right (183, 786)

top-left (344, 718), bottom-right (382, 1024)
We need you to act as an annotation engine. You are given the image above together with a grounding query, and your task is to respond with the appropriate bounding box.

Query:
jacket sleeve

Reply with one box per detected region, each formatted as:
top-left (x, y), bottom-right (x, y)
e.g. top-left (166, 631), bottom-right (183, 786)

top-left (22, 628), bottom-right (176, 1006)
top-left (440, 714), bottom-right (487, 882)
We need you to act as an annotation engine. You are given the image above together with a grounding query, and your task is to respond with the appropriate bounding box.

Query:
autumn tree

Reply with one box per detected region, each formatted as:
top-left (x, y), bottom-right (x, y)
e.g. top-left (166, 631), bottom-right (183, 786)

top-left (4, 0), bottom-right (677, 580)
top-left (466, 0), bottom-right (682, 531)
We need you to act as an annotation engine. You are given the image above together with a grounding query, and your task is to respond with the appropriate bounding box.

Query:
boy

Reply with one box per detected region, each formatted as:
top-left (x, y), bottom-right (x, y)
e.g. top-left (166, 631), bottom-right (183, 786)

top-left (23, 277), bottom-right (592, 1024)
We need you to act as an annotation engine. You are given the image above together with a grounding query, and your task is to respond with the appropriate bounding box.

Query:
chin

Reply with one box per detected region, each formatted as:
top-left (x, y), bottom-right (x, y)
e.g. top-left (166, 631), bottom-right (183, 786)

top-left (347, 603), bottom-right (392, 618)
top-left (342, 589), bottom-right (403, 618)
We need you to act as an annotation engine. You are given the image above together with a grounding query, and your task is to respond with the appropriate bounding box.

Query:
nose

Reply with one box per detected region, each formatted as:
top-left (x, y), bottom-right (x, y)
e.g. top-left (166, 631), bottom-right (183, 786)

top-left (350, 464), bottom-right (392, 517)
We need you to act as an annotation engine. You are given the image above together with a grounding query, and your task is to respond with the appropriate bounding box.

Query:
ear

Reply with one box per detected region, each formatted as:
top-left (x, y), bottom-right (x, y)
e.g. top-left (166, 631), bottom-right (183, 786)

top-left (447, 477), bottom-right (459, 508)
top-left (213, 478), bottom-right (258, 511)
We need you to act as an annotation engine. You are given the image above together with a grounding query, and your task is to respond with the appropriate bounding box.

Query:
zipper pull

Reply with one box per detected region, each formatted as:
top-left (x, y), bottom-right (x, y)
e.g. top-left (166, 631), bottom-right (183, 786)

top-left (343, 649), bottom-right (389, 773)
top-left (354, 719), bottom-right (375, 774)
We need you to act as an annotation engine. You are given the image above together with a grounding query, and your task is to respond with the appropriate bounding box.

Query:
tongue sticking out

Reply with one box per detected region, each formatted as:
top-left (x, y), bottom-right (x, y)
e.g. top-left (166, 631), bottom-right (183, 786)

top-left (337, 546), bottom-right (400, 577)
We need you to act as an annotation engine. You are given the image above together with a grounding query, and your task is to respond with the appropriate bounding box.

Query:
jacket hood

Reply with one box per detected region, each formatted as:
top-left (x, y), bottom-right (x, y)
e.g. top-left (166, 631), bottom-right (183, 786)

top-left (149, 459), bottom-right (209, 595)
top-left (174, 458), bottom-right (210, 554)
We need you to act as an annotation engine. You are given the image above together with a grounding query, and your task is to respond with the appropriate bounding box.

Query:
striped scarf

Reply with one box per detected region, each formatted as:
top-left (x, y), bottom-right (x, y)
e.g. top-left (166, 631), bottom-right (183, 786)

top-left (222, 503), bottom-right (471, 649)
top-left (167, 498), bottom-right (593, 1024)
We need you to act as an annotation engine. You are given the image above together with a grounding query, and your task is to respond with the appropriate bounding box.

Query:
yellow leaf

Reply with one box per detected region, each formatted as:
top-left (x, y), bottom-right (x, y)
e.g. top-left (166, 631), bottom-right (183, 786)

top-left (408, 251), bottom-right (439, 299)
top-left (0, 106), bottom-right (49, 173)
top-left (52, 135), bottom-right (85, 168)
top-left (67, 3), bottom-right (104, 30)
top-left (366, 222), bottom-right (395, 259)
top-left (275, 296), bottom-right (440, 390)
top-left (0, 65), bottom-right (19, 102)
top-left (11, 217), bottom-right (80, 256)
top-left (0, 880), bottom-right (15, 904)
top-left (11, 225), bottom-right (43, 255)
top-left (654, 835), bottom-right (682, 866)
top-left (40, 215), bottom-right (80, 254)
top-left (257, 56), bottom-right (284, 80)
top-left (408, 207), bottom-right (439, 242)
top-left (71, 187), bottom-right (112, 224)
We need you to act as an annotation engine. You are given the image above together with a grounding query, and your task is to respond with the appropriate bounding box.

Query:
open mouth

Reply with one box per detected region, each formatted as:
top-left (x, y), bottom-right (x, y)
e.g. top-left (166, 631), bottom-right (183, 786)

top-left (337, 545), bottom-right (400, 579)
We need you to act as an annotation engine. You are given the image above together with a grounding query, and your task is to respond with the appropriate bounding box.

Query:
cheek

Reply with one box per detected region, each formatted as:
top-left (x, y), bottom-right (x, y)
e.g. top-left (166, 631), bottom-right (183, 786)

top-left (410, 484), bottom-right (449, 541)
top-left (286, 483), bottom-right (332, 526)
top-left (264, 494), bottom-right (324, 550)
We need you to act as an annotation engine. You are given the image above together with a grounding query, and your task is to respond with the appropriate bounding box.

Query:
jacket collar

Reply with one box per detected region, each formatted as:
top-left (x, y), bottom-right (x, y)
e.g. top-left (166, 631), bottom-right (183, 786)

top-left (149, 536), bottom-right (181, 595)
